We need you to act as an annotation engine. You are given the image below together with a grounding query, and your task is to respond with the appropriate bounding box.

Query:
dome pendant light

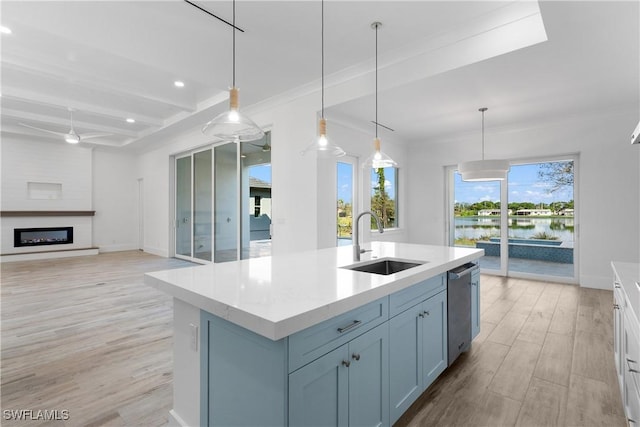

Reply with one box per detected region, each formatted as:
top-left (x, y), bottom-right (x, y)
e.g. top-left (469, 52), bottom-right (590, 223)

top-left (202, 0), bottom-right (264, 142)
top-left (363, 22), bottom-right (396, 169)
top-left (458, 108), bottom-right (510, 181)
top-left (301, 0), bottom-right (346, 158)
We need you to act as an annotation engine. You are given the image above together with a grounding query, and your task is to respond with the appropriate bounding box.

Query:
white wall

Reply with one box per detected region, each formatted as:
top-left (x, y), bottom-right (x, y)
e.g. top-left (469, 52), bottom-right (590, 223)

top-left (406, 110), bottom-right (640, 289)
top-left (136, 93), bottom-right (410, 258)
top-left (0, 139), bottom-right (141, 255)
top-left (1, 139), bottom-right (92, 211)
top-left (92, 149), bottom-right (140, 252)
top-left (0, 138), bottom-right (94, 254)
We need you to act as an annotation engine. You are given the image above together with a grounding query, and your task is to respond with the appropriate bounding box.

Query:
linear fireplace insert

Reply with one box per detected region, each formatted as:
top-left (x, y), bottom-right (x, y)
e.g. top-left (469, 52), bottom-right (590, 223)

top-left (14, 227), bottom-right (74, 247)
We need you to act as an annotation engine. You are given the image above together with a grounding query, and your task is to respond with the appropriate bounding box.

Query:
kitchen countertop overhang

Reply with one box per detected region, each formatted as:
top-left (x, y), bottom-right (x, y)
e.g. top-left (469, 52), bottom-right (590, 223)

top-left (145, 242), bottom-right (483, 340)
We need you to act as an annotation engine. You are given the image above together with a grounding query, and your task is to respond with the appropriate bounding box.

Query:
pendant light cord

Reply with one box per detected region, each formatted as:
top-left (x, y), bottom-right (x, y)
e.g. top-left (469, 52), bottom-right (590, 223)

top-left (375, 23), bottom-right (379, 139)
top-left (232, 0), bottom-right (236, 87)
top-left (479, 107), bottom-right (487, 161)
top-left (321, 0), bottom-right (324, 119)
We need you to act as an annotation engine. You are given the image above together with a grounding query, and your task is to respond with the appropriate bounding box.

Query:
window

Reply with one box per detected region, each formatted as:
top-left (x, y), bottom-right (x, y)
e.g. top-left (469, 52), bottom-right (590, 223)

top-left (371, 167), bottom-right (398, 229)
top-left (337, 160), bottom-right (356, 246)
top-left (449, 157), bottom-right (577, 282)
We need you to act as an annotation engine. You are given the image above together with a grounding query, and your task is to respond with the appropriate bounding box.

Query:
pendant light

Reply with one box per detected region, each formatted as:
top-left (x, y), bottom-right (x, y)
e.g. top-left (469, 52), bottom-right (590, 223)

top-left (458, 108), bottom-right (510, 181)
top-left (301, 0), bottom-right (346, 157)
top-left (363, 22), bottom-right (397, 169)
top-left (201, 0), bottom-right (264, 142)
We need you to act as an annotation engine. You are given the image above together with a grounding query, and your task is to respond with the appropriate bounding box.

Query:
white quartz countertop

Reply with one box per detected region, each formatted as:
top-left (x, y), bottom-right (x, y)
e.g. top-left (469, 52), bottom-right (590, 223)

top-left (145, 242), bottom-right (483, 340)
top-left (611, 261), bottom-right (640, 323)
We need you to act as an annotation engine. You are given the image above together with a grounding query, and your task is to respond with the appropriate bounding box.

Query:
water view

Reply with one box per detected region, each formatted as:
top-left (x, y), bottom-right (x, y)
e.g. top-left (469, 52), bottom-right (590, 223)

top-left (455, 216), bottom-right (574, 246)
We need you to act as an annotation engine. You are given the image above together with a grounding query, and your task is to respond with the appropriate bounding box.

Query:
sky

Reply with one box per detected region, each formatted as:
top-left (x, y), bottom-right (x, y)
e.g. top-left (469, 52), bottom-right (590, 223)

top-left (454, 162), bottom-right (574, 204)
top-left (336, 163), bottom-right (397, 205)
top-left (253, 162), bottom-right (566, 205)
top-left (249, 164), bottom-right (271, 184)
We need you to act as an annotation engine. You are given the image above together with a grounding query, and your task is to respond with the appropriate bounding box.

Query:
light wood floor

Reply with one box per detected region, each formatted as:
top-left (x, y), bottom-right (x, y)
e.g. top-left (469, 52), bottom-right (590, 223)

top-left (396, 274), bottom-right (627, 427)
top-left (1, 252), bottom-right (627, 426)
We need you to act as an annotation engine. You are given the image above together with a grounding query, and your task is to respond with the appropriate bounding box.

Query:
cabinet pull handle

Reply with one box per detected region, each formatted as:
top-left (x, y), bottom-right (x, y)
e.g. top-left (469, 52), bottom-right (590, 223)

top-left (352, 353), bottom-right (360, 361)
top-left (627, 358), bottom-right (637, 364)
top-left (337, 320), bottom-right (361, 334)
top-left (629, 418), bottom-right (636, 425)
top-left (613, 304), bottom-right (620, 310)
top-left (614, 282), bottom-right (621, 288)
top-left (424, 311), bottom-right (430, 316)
top-left (341, 360), bottom-right (350, 368)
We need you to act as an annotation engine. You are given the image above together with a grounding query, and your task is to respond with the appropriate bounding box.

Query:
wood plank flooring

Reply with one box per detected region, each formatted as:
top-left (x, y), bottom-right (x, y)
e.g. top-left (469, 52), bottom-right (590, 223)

top-left (396, 275), bottom-right (627, 427)
top-left (1, 252), bottom-right (193, 427)
top-left (1, 252), bottom-right (628, 426)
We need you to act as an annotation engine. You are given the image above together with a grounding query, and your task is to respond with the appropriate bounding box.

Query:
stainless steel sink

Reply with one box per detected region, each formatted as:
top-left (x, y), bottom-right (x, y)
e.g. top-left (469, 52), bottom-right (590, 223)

top-left (342, 258), bottom-right (426, 275)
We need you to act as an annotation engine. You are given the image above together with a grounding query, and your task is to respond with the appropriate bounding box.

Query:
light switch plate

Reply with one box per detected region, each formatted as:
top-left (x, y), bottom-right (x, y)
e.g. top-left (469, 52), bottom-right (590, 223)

top-left (189, 323), bottom-right (198, 352)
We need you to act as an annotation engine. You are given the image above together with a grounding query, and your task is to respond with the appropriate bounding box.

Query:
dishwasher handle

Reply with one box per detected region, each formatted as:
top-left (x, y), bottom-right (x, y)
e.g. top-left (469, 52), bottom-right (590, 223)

top-left (448, 262), bottom-right (478, 280)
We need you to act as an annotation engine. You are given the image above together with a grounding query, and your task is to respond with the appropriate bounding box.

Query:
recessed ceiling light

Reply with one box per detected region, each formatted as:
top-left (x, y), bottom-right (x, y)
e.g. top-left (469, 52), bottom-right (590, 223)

top-left (174, 80), bottom-right (185, 88)
top-left (0, 26), bottom-right (12, 35)
top-left (126, 118), bottom-right (136, 123)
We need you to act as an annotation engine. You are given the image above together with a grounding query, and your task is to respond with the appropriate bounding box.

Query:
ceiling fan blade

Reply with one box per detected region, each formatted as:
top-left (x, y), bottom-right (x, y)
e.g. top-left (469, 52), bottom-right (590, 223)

top-left (18, 123), bottom-right (66, 137)
top-left (80, 132), bottom-right (112, 140)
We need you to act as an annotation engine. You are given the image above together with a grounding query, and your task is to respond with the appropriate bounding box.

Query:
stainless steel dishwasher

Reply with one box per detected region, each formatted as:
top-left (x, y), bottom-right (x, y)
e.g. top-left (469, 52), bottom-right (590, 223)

top-left (447, 262), bottom-right (479, 365)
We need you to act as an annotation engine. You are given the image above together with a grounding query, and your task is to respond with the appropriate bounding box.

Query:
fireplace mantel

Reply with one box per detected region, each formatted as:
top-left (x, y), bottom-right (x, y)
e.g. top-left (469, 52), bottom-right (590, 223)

top-left (1, 211), bottom-right (95, 217)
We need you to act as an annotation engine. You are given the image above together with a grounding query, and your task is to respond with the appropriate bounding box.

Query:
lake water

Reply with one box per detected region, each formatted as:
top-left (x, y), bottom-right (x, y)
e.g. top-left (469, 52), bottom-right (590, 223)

top-left (455, 216), bottom-right (574, 243)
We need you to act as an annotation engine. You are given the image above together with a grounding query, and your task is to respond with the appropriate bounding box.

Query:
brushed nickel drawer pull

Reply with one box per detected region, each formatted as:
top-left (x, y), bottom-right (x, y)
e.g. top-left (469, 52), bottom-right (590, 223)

top-left (337, 320), bottom-right (362, 333)
top-left (341, 360), bottom-right (350, 368)
top-left (352, 353), bottom-right (360, 361)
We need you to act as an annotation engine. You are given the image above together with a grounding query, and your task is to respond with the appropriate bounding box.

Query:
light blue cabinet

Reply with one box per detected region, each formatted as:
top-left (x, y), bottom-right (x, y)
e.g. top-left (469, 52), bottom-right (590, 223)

top-left (421, 291), bottom-right (448, 387)
top-left (471, 268), bottom-right (480, 340)
top-left (289, 345), bottom-right (349, 427)
top-left (289, 323), bottom-right (390, 427)
top-left (200, 271), bottom-right (477, 426)
top-left (389, 290), bottom-right (447, 424)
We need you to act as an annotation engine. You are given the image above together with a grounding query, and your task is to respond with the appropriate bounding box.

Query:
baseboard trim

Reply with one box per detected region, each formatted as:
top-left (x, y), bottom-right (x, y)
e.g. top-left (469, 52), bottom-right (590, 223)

top-left (0, 248), bottom-right (100, 262)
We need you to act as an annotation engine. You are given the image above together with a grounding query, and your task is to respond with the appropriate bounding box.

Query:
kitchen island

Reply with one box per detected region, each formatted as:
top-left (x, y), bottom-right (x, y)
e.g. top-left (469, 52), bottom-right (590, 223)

top-left (145, 242), bottom-right (483, 427)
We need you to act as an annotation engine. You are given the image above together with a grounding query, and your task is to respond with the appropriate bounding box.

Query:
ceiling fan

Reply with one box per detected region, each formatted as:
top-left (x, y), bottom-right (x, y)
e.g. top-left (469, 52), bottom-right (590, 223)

top-left (249, 140), bottom-right (271, 152)
top-left (19, 108), bottom-right (111, 144)
top-left (248, 132), bottom-right (271, 151)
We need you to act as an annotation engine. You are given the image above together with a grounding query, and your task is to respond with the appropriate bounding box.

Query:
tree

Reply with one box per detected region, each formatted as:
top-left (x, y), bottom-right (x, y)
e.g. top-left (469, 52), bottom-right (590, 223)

top-left (538, 161), bottom-right (574, 193)
top-left (371, 168), bottom-right (395, 228)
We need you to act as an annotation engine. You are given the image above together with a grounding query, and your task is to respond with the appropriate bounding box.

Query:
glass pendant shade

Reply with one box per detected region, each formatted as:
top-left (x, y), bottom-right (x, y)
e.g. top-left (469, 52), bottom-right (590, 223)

top-left (458, 159), bottom-right (510, 181)
top-left (366, 22), bottom-right (397, 169)
top-left (301, 117), bottom-right (346, 157)
top-left (202, 87), bottom-right (265, 142)
top-left (363, 137), bottom-right (396, 168)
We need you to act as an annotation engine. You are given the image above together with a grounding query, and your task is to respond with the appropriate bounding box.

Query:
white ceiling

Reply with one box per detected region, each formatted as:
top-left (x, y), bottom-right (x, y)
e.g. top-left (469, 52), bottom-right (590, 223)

top-left (1, 1), bottom-right (638, 150)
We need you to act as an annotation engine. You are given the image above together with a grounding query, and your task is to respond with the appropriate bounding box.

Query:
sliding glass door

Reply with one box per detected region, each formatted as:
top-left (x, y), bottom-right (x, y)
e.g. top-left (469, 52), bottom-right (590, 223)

top-left (452, 172), bottom-right (503, 272)
top-left (175, 149), bottom-right (213, 262)
top-left (450, 157), bottom-right (577, 282)
top-left (506, 161), bottom-right (575, 278)
top-left (174, 132), bottom-right (272, 263)
top-left (175, 155), bottom-right (193, 258)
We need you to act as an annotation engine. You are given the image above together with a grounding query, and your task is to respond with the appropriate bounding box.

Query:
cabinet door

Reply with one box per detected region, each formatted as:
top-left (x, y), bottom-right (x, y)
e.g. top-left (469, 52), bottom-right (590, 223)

top-left (421, 291), bottom-right (448, 390)
top-left (613, 287), bottom-right (624, 396)
top-left (289, 346), bottom-right (349, 427)
top-left (471, 270), bottom-right (481, 340)
top-left (389, 304), bottom-right (423, 424)
top-left (348, 323), bottom-right (390, 427)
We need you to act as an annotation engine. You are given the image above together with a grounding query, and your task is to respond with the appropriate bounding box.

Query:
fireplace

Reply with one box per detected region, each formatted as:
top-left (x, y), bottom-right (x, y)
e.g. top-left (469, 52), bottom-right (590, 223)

top-left (14, 227), bottom-right (74, 247)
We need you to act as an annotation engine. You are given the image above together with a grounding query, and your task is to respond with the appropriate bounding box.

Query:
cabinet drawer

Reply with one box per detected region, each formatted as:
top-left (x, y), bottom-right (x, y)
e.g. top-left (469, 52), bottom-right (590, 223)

top-left (389, 274), bottom-right (445, 318)
top-left (288, 297), bottom-right (388, 372)
top-left (623, 310), bottom-right (640, 390)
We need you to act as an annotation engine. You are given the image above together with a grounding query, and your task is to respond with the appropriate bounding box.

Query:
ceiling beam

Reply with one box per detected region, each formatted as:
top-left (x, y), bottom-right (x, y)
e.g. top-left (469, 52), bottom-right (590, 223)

top-left (2, 55), bottom-right (197, 115)
top-left (1, 88), bottom-right (164, 128)
top-left (2, 108), bottom-right (141, 138)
